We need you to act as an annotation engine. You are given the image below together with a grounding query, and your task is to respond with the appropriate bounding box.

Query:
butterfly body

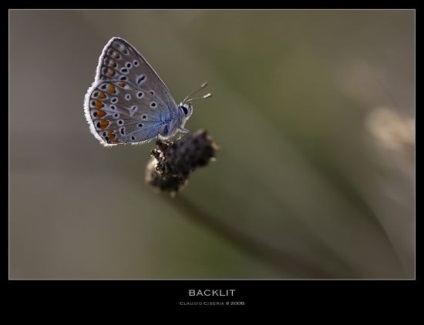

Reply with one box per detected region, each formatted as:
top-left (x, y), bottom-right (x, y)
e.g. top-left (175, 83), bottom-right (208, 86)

top-left (84, 37), bottom-right (199, 146)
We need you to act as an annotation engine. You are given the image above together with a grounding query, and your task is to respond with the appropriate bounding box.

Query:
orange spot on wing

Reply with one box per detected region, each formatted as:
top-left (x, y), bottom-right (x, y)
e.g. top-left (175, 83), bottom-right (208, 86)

top-left (107, 68), bottom-right (115, 77)
top-left (94, 100), bottom-right (104, 109)
top-left (105, 130), bottom-right (116, 143)
top-left (117, 82), bottom-right (126, 88)
top-left (99, 120), bottom-right (109, 130)
top-left (97, 92), bottom-right (106, 99)
top-left (107, 84), bottom-right (116, 94)
top-left (96, 110), bottom-right (106, 118)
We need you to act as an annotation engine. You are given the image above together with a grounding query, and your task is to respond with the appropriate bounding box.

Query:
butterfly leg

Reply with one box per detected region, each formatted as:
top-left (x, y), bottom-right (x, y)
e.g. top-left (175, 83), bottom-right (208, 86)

top-left (178, 127), bottom-right (190, 134)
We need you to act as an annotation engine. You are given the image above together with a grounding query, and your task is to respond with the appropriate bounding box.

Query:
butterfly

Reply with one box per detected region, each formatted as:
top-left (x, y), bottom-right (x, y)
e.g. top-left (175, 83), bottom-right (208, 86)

top-left (84, 37), bottom-right (211, 146)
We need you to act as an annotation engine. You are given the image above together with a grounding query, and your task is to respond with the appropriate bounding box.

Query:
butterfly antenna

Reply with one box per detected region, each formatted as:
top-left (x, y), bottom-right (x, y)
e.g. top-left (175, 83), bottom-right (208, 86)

top-left (183, 82), bottom-right (211, 103)
top-left (185, 93), bottom-right (212, 103)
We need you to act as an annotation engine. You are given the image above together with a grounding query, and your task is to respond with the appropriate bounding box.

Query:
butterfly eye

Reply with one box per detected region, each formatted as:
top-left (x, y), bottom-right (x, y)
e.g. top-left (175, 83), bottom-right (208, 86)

top-left (181, 106), bottom-right (188, 115)
top-left (181, 104), bottom-right (192, 116)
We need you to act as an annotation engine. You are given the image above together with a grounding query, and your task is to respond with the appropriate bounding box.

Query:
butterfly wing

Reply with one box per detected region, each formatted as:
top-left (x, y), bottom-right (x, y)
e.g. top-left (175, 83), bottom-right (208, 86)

top-left (84, 37), bottom-right (179, 146)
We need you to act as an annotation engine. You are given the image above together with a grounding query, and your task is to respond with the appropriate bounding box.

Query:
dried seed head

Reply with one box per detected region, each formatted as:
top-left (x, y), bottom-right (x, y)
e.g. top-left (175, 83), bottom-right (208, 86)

top-left (145, 129), bottom-right (219, 194)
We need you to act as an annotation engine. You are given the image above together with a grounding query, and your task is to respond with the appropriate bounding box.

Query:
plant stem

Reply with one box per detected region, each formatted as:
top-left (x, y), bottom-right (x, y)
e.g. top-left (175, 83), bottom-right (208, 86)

top-left (171, 195), bottom-right (334, 278)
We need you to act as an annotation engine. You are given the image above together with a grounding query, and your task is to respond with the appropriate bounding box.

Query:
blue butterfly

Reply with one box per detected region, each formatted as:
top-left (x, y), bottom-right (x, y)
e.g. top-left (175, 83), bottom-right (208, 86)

top-left (84, 37), bottom-right (210, 146)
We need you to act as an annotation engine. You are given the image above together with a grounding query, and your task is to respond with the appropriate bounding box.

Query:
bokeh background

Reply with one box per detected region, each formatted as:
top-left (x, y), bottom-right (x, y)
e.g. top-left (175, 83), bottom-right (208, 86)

top-left (10, 10), bottom-right (415, 279)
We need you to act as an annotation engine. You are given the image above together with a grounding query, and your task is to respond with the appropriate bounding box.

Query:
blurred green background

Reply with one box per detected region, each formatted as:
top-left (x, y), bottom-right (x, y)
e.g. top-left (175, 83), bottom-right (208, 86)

top-left (10, 10), bottom-right (414, 279)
